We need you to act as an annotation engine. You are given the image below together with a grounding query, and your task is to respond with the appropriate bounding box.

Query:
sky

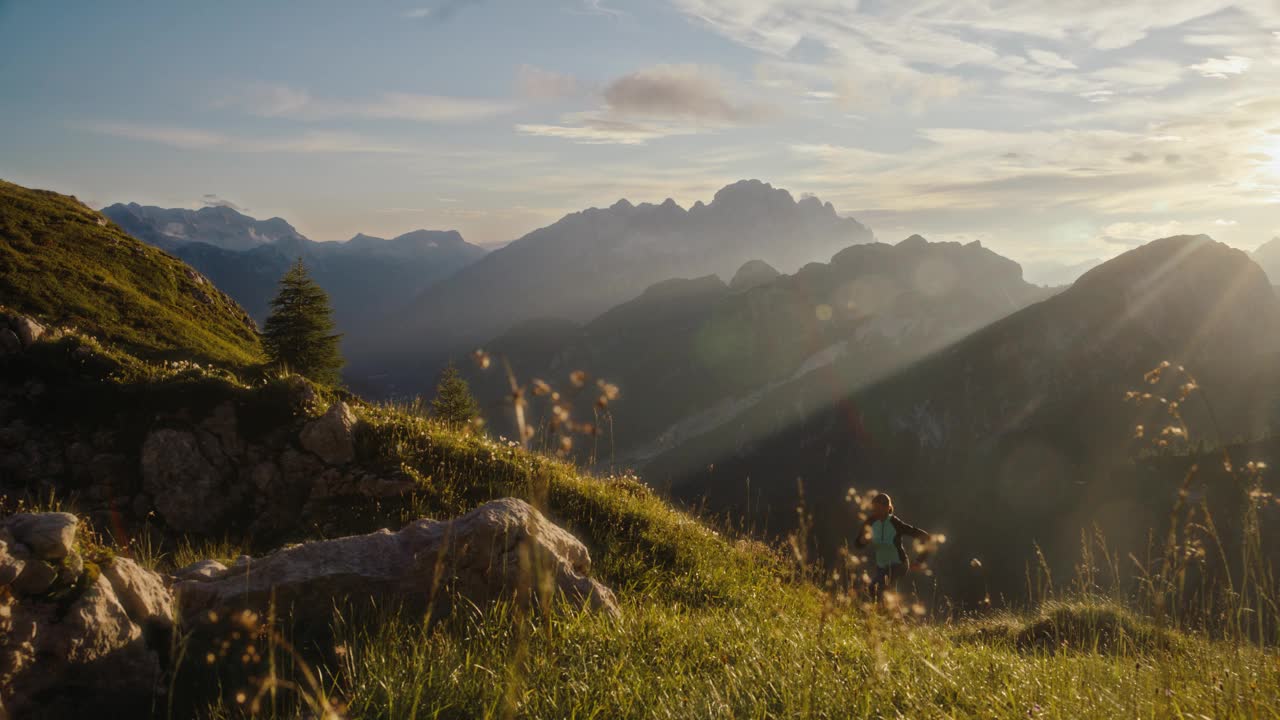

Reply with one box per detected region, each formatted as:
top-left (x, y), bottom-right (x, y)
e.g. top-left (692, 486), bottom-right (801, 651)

top-left (1, 0), bottom-right (1278, 265)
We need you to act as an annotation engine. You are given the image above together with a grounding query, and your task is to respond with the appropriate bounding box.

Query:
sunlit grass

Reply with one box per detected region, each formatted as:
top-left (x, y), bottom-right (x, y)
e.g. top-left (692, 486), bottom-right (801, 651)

top-left (6, 327), bottom-right (1278, 718)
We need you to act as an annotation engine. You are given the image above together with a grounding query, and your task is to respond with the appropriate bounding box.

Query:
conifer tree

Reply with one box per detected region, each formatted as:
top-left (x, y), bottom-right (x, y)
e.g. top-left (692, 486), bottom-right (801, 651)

top-left (262, 258), bottom-right (343, 384)
top-left (432, 362), bottom-right (479, 427)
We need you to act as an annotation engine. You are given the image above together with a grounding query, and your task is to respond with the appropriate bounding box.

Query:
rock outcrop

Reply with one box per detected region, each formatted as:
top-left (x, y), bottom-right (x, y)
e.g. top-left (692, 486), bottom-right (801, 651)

top-left (0, 311), bottom-right (45, 354)
top-left (0, 497), bottom-right (618, 716)
top-left (177, 498), bottom-right (619, 626)
top-left (0, 513), bottom-right (173, 719)
top-left (299, 400), bottom-right (358, 465)
top-left (141, 428), bottom-right (236, 535)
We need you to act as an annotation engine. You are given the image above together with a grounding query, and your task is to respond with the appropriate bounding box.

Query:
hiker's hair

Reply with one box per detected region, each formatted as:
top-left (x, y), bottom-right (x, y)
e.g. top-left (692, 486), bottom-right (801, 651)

top-left (872, 493), bottom-right (894, 514)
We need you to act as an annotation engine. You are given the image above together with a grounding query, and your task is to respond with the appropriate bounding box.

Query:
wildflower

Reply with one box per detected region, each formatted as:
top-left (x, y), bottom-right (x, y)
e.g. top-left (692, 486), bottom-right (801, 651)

top-left (596, 379), bottom-right (620, 400)
top-left (471, 349), bottom-right (491, 370)
top-left (569, 370), bottom-right (587, 387)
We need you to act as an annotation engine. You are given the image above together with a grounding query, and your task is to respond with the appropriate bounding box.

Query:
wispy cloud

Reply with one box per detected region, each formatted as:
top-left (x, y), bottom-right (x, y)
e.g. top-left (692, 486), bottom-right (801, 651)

top-left (517, 63), bottom-right (776, 144)
top-left (1190, 55), bottom-right (1252, 78)
top-left (1027, 49), bottom-right (1077, 70)
top-left (402, 0), bottom-right (484, 23)
top-left (516, 117), bottom-right (694, 145)
top-left (201, 194), bottom-right (248, 211)
top-left (217, 83), bottom-right (516, 123)
top-left (516, 65), bottom-right (580, 101)
top-left (83, 122), bottom-right (409, 154)
top-left (1098, 220), bottom-right (1186, 245)
top-left (602, 64), bottom-right (776, 123)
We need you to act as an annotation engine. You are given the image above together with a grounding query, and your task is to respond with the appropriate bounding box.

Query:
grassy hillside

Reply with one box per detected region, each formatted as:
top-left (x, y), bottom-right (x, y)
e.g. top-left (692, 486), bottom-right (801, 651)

top-left (2, 194), bottom-right (1276, 717)
top-left (5, 320), bottom-right (1279, 718)
top-left (0, 179), bottom-right (262, 367)
top-left (202, 397), bottom-right (1280, 718)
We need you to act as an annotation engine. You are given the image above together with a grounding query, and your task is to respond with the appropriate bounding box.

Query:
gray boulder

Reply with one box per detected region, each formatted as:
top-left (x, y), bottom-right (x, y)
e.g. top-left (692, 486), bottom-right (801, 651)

top-left (0, 574), bottom-right (165, 719)
top-left (140, 429), bottom-right (231, 534)
top-left (0, 529), bottom-right (25, 584)
top-left (177, 498), bottom-right (618, 626)
top-left (101, 557), bottom-right (175, 629)
top-left (299, 401), bottom-right (358, 465)
top-left (174, 559), bottom-right (228, 581)
top-left (10, 315), bottom-right (46, 346)
top-left (11, 556), bottom-right (57, 595)
top-left (0, 515), bottom-right (173, 719)
top-left (3, 512), bottom-right (78, 560)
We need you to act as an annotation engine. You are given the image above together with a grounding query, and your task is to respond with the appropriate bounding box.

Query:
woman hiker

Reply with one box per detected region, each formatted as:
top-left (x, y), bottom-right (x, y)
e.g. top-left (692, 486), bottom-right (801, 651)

top-left (855, 492), bottom-right (931, 600)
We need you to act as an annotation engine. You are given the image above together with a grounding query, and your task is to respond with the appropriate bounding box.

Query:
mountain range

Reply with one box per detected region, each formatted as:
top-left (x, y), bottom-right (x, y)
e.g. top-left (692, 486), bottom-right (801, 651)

top-left (350, 180), bottom-right (875, 394)
top-left (100, 203), bottom-right (487, 331)
top-left (647, 235), bottom-right (1280, 598)
top-left (481, 234), bottom-right (1056, 464)
top-left (7, 175), bottom-right (1280, 626)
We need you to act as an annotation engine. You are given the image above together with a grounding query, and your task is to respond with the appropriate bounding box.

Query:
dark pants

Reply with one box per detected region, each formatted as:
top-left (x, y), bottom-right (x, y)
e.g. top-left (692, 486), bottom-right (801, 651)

top-left (869, 562), bottom-right (906, 600)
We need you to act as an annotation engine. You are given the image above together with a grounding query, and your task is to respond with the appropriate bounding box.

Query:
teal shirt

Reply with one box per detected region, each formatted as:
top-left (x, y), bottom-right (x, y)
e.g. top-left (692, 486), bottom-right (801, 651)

top-left (870, 517), bottom-right (901, 568)
top-left (859, 513), bottom-right (928, 569)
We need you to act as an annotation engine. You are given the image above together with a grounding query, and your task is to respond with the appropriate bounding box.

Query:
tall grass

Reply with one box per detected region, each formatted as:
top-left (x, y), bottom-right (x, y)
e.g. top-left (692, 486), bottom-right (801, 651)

top-left (1115, 362), bottom-right (1280, 645)
top-left (9, 353), bottom-right (1279, 718)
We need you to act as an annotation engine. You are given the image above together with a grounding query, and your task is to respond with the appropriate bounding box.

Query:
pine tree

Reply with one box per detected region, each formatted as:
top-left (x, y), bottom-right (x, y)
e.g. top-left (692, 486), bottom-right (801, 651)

top-left (262, 258), bottom-right (344, 384)
top-left (432, 362), bottom-right (479, 427)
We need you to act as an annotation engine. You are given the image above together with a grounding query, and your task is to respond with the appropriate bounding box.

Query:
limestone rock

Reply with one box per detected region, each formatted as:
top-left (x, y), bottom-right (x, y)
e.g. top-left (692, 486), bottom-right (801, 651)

top-left (102, 557), bottom-right (175, 629)
top-left (0, 574), bottom-right (163, 719)
top-left (177, 498), bottom-right (618, 626)
top-left (174, 559), bottom-right (228, 581)
top-left (10, 315), bottom-right (46, 346)
top-left (3, 512), bottom-right (78, 560)
top-left (140, 429), bottom-right (231, 534)
top-left (0, 530), bottom-right (26, 586)
top-left (11, 557), bottom-right (57, 595)
top-left (199, 401), bottom-right (243, 457)
top-left (299, 401), bottom-right (358, 465)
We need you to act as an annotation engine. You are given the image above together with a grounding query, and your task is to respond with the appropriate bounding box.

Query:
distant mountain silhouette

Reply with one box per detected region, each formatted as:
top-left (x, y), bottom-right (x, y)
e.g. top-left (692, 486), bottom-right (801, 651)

top-left (729, 259), bottom-right (780, 291)
top-left (353, 180), bottom-right (874, 394)
top-left (1020, 256), bottom-right (1104, 286)
top-left (1251, 236), bottom-right (1280, 285)
top-left (482, 234), bottom-right (1054, 462)
top-left (648, 235), bottom-right (1280, 598)
top-left (102, 202), bottom-right (308, 252)
top-left (101, 203), bottom-right (486, 332)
